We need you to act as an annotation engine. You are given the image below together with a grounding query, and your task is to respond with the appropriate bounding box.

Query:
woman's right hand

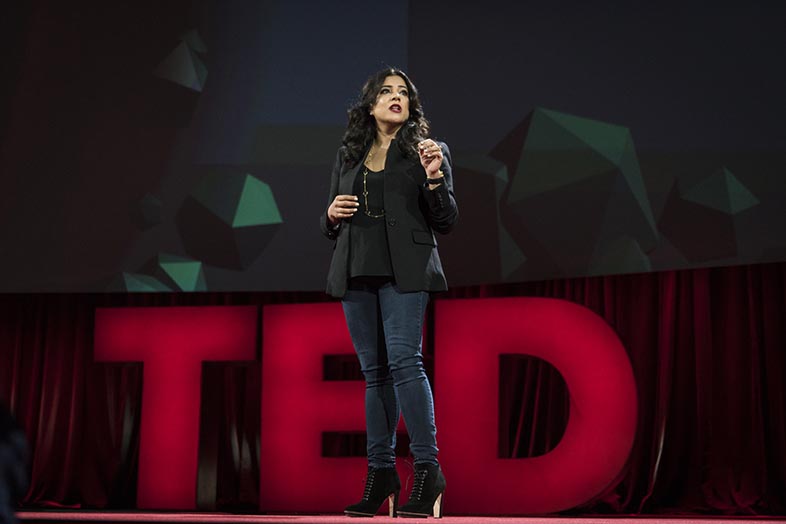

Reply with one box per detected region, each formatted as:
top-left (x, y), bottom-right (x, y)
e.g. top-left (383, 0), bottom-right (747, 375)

top-left (327, 194), bottom-right (359, 225)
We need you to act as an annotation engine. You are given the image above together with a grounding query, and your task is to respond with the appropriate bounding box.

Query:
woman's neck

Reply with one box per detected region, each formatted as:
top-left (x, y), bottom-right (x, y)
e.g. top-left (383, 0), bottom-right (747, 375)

top-left (374, 124), bottom-right (401, 150)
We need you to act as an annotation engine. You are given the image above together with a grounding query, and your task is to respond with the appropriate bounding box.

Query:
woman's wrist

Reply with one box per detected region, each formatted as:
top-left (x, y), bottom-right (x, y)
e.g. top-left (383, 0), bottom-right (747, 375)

top-left (426, 171), bottom-right (444, 190)
top-left (427, 170), bottom-right (444, 183)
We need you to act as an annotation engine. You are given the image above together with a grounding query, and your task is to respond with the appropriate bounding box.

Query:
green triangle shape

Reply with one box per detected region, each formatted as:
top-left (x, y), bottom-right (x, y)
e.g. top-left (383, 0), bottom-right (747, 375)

top-left (158, 254), bottom-right (206, 292)
top-left (723, 168), bottom-right (759, 214)
top-left (188, 48), bottom-right (208, 91)
top-left (681, 173), bottom-right (729, 212)
top-left (162, 262), bottom-right (205, 291)
top-left (191, 172), bottom-right (246, 226)
top-left (540, 108), bottom-right (629, 166)
top-left (154, 41), bottom-right (201, 92)
top-left (682, 168), bottom-right (759, 215)
top-left (183, 29), bottom-right (207, 53)
top-left (122, 273), bottom-right (171, 292)
top-left (232, 175), bottom-right (283, 227)
top-left (511, 109), bottom-right (613, 201)
top-left (618, 136), bottom-right (657, 231)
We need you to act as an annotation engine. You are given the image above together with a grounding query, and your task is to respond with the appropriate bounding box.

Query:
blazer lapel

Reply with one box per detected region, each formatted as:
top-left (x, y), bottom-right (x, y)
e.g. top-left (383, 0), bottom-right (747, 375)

top-left (339, 151), bottom-right (367, 195)
top-left (387, 139), bottom-right (425, 186)
top-left (385, 139), bottom-right (411, 172)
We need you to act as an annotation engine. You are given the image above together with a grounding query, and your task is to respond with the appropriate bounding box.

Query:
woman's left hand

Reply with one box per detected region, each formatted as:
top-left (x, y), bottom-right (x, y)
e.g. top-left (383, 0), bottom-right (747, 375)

top-left (418, 139), bottom-right (443, 178)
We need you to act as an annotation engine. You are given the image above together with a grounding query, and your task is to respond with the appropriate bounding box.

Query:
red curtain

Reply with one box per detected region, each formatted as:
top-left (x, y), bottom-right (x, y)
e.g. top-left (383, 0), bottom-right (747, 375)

top-left (1, 263), bottom-right (784, 515)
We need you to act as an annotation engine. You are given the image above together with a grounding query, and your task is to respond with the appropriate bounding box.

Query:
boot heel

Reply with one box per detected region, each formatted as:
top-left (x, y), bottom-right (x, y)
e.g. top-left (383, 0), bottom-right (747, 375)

top-left (398, 464), bottom-right (447, 518)
top-left (432, 492), bottom-right (443, 519)
top-left (388, 491), bottom-right (400, 517)
top-left (345, 467), bottom-right (402, 517)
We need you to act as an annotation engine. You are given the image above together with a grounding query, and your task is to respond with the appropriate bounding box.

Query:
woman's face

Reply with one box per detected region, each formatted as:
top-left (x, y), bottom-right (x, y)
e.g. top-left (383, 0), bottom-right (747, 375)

top-left (370, 75), bottom-right (410, 131)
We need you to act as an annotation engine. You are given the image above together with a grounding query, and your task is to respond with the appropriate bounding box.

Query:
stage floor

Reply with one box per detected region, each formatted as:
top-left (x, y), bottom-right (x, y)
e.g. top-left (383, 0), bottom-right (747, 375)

top-left (16, 511), bottom-right (786, 524)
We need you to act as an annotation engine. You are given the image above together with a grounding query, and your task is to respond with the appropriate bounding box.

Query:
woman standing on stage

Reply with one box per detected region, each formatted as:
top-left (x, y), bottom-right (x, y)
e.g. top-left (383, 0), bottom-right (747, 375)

top-left (320, 68), bottom-right (458, 518)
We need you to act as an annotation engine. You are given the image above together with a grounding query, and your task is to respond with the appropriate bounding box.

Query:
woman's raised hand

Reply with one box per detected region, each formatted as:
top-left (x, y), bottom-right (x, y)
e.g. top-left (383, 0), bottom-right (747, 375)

top-left (327, 194), bottom-right (359, 225)
top-left (418, 139), bottom-right (443, 178)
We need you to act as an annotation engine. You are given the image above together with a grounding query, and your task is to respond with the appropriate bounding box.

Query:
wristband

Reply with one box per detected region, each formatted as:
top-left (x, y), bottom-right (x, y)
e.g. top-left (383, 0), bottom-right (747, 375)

top-left (426, 171), bottom-right (445, 184)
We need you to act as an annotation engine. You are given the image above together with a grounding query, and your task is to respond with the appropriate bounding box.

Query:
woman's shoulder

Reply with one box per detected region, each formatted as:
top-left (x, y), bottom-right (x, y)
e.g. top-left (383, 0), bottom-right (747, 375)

top-left (332, 145), bottom-right (350, 166)
top-left (336, 144), bottom-right (362, 165)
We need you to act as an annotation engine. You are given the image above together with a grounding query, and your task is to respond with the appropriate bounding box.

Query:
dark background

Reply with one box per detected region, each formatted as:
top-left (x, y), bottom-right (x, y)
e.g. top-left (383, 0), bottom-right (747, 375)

top-left (1, 1), bottom-right (785, 292)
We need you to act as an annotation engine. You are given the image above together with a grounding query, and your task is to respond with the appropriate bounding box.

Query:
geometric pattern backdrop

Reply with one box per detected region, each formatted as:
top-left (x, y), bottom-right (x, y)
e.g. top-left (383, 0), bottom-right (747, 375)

top-left (1, 1), bottom-right (784, 292)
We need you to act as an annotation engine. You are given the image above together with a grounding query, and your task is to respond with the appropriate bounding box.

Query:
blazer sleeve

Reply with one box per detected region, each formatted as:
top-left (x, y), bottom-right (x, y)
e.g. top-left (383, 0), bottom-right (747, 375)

top-left (320, 147), bottom-right (345, 240)
top-left (419, 141), bottom-right (459, 234)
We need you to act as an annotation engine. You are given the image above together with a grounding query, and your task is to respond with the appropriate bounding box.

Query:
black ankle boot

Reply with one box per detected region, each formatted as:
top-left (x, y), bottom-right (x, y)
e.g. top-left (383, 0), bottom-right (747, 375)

top-left (398, 463), bottom-right (446, 518)
top-left (344, 467), bottom-right (401, 517)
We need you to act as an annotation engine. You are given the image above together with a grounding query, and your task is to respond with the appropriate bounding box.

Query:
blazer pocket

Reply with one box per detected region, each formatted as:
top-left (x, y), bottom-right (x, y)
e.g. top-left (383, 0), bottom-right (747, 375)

top-left (412, 230), bottom-right (437, 247)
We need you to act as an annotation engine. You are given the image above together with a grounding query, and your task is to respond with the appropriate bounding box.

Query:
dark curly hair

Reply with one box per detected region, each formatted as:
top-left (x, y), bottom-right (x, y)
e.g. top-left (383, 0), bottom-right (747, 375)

top-left (341, 67), bottom-right (430, 166)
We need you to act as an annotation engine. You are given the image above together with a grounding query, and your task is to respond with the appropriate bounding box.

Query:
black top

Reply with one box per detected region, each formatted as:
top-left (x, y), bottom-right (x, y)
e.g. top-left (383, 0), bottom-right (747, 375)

top-left (321, 141), bottom-right (458, 298)
top-left (349, 167), bottom-right (393, 277)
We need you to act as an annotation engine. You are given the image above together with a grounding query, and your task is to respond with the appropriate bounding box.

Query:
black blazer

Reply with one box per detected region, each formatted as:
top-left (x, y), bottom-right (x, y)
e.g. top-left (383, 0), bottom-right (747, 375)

top-left (320, 140), bottom-right (458, 298)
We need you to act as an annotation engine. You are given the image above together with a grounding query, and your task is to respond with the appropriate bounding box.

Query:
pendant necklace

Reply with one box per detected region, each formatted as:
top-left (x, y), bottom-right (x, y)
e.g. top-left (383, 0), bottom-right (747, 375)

top-left (362, 146), bottom-right (385, 218)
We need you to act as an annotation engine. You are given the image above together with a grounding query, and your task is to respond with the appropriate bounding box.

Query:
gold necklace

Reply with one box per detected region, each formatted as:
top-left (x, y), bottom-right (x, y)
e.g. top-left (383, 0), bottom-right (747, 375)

top-left (362, 146), bottom-right (385, 218)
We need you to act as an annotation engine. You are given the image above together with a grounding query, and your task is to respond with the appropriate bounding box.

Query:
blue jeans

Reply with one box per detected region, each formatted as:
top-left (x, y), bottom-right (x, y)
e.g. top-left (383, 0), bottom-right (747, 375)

top-left (342, 280), bottom-right (439, 469)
